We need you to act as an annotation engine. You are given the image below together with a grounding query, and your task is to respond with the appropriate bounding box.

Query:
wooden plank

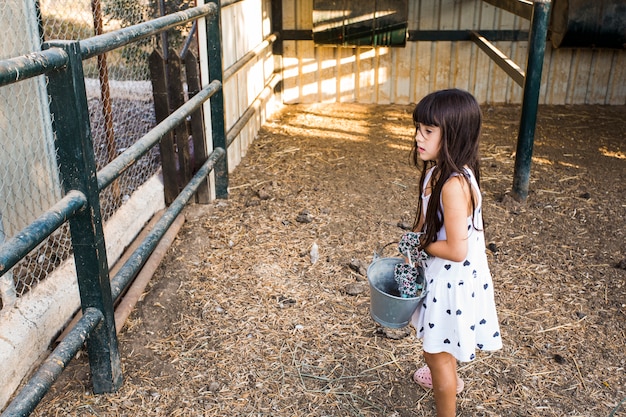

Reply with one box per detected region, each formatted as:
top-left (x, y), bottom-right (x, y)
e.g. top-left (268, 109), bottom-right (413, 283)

top-left (299, 40), bottom-right (318, 103)
top-left (282, 40), bottom-right (300, 103)
top-left (167, 49), bottom-right (193, 187)
top-left (495, 6), bottom-right (516, 103)
top-left (567, 48), bottom-right (592, 104)
top-left (439, 0), bottom-right (457, 30)
top-left (299, 0), bottom-right (315, 102)
top-left (227, 133), bottom-right (241, 173)
top-left (234, 2), bottom-right (246, 61)
top-left (148, 50), bottom-right (178, 204)
top-left (588, 50), bottom-right (613, 104)
top-left (377, 47), bottom-right (392, 103)
top-left (337, 47), bottom-right (356, 102)
top-left (470, 33), bottom-right (524, 87)
top-left (249, 58), bottom-right (265, 106)
top-left (357, 47), bottom-right (377, 103)
top-left (413, 42), bottom-right (433, 102)
top-left (394, 47), bottom-right (411, 104)
top-left (451, 42), bottom-right (471, 92)
top-left (408, 41), bottom-right (418, 103)
top-left (318, 46), bottom-right (336, 102)
top-left (506, 16), bottom-right (526, 102)
top-left (222, 6), bottom-right (238, 68)
top-left (237, 67), bottom-right (248, 120)
top-left (545, 47), bottom-right (571, 105)
top-left (184, 51), bottom-right (210, 203)
top-left (488, 41), bottom-right (512, 103)
top-left (478, 0), bottom-right (497, 31)
top-left (419, 0), bottom-right (437, 30)
top-left (452, 0), bottom-right (474, 92)
top-left (223, 77), bottom-right (240, 131)
top-left (242, 117), bottom-right (255, 158)
top-left (607, 51), bottom-right (626, 105)
top-left (507, 39), bottom-right (526, 103)
top-left (242, 0), bottom-right (263, 51)
top-left (298, 0), bottom-right (313, 29)
top-left (262, 47), bottom-right (275, 84)
top-left (433, 41), bottom-right (452, 91)
top-left (283, 0), bottom-right (296, 30)
top-left (407, 0), bottom-right (419, 103)
top-left (476, 0), bottom-right (496, 102)
top-left (262, 0), bottom-right (272, 37)
top-left (471, 38), bottom-right (491, 103)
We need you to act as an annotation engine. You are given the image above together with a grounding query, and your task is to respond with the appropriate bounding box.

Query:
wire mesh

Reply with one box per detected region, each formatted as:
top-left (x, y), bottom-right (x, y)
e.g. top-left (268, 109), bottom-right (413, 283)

top-left (0, 0), bottom-right (195, 309)
top-left (0, 0), bottom-right (64, 309)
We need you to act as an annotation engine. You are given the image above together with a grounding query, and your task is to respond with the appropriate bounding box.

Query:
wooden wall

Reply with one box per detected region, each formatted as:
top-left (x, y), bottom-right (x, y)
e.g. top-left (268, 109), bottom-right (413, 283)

top-left (221, 0), bottom-right (278, 171)
top-left (279, 0), bottom-right (626, 105)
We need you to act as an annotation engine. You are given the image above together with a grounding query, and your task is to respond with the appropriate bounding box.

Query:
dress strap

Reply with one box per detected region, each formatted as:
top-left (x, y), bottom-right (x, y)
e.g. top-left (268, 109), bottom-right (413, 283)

top-left (422, 166), bottom-right (437, 196)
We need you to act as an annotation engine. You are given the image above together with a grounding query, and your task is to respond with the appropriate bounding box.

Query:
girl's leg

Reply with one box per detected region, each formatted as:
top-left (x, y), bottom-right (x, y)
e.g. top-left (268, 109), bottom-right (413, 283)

top-left (424, 351), bottom-right (458, 417)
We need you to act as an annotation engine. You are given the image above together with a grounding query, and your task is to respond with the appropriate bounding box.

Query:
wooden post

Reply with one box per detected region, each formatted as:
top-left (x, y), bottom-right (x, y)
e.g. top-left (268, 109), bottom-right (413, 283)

top-left (185, 50), bottom-right (211, 203)
top-left (149, 49), bottom-right (179, 204)
top-left (167, 48), bottom-right (193, 187)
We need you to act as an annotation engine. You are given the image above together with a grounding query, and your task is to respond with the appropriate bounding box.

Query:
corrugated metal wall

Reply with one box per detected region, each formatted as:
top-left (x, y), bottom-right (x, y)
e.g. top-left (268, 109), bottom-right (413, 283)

top-left (280, 0), bottom-right (626, 105)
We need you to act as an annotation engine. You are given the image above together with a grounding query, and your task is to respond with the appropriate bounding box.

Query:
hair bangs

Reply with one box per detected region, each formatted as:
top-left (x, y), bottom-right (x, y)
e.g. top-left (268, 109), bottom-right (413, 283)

top-left (412, 93), bottom-right (442, 127)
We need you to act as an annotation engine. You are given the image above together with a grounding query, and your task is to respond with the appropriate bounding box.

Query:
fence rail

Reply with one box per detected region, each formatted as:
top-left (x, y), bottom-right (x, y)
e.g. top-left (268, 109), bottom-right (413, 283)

top-left (0, 308), bottom-right (104, 417)
top-left (0, 3), bottom-right (228, 415)
top-left (0, 191), bottom-right (86, 276)
top-left (0, 48), bottom-right (68, 87)
top-left (79, 4), bottom-right (217, 60)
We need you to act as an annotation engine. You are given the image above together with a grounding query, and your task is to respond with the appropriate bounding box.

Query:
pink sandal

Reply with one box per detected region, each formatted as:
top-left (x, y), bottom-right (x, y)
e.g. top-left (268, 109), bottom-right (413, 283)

top-left (413, 365), bottom-right (465, 394)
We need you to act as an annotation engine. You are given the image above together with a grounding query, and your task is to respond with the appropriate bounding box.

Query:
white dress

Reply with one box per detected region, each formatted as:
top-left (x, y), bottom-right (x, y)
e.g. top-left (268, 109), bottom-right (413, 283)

top-left (411, 166), bottom-right (502, 362)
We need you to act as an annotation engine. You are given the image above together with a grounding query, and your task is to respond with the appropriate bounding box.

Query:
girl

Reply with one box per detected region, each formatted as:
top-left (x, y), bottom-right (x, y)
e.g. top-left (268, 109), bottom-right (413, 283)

top-left (408, 89), bottom-right (502, 416)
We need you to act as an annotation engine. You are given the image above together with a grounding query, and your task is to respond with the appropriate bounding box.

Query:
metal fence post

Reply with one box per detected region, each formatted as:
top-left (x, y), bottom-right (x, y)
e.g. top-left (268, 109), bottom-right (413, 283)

top-left (511, 0), bottom-right (551, 202)
top-left (206, 1), bottom-right (229, 198)
top-left (43, 40), bottom-right (123, 393)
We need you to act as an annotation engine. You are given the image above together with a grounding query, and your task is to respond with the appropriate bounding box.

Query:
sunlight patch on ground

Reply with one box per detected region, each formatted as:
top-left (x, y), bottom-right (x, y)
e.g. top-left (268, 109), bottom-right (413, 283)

top-left (599, 146), bottom-right (625, 160)
top-left (532, 156), bottom-right (553, 165)
top-left (386, 142), bottom-right (412, 152)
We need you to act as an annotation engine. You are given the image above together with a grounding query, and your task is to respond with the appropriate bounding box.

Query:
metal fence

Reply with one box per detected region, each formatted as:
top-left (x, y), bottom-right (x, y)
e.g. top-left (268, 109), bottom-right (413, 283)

top-left (0, 0), bottom-right (195, 309)
top-left (0, 3), bottom-right (226, 414)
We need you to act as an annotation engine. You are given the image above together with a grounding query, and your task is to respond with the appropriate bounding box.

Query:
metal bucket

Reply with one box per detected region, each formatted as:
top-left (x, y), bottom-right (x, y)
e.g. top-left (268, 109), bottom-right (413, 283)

top-left (367, 256), bottom-right (426, 328)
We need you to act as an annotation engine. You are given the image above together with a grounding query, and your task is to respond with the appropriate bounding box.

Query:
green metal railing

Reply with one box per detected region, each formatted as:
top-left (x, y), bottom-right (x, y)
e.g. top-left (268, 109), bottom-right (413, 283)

top-left (511, 0), bottom-right (551, 201)
top-left (0, 3), bottom-right (228, 415)
top-left (473, 0), bottom-right (552, 201)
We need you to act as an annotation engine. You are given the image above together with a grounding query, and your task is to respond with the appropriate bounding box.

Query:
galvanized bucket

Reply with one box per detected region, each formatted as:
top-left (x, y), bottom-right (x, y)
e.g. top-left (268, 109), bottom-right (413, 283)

top-left (367, 254), bottom-right (427, 329)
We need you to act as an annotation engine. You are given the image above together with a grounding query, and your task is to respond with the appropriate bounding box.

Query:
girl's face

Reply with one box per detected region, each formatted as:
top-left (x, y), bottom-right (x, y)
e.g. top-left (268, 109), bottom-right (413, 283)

top-left (415, 123), bottom-right (442, 162)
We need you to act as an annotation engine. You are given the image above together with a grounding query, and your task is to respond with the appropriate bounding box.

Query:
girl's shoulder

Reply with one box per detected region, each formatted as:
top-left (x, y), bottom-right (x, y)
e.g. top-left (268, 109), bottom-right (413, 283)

top-left (441, 174), bottom-right (471, 200)
top-left (441, 168), bottom-right (478, 210)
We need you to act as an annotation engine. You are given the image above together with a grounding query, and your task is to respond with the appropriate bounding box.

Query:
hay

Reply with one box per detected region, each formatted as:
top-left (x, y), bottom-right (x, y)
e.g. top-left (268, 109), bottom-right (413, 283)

top-left (30, 103), bottom-right (626, 417)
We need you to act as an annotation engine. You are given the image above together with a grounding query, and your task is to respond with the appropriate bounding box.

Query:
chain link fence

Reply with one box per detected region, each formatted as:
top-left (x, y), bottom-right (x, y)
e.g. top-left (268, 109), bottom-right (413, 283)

top-left (0, 0), bottom-right (194, 310)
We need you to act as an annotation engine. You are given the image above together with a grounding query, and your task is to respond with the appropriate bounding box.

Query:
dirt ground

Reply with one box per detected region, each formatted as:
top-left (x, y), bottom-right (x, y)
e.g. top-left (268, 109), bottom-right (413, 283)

top-left (31, 102), bottom-right (625, 416)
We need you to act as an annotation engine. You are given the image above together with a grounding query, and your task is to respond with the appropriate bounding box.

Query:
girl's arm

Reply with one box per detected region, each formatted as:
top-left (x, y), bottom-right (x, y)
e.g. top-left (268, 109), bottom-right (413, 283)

top-left (422, 176), bottom-right (472, 262)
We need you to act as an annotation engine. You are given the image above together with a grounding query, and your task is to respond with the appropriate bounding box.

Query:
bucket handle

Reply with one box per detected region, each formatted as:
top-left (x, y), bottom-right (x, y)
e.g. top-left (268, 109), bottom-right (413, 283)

top-left (372, 241), bottom-right (401, 263)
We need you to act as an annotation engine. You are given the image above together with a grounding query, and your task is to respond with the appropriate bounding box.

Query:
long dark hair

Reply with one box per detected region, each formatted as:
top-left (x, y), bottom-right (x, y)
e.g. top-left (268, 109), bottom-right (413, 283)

top-left (410, 89), bottom-right (482, 246)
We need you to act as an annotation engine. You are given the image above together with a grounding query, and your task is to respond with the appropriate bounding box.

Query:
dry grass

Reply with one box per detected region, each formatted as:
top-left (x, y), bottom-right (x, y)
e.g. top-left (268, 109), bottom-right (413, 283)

top-left (28, 103), bottom-right (626, 417)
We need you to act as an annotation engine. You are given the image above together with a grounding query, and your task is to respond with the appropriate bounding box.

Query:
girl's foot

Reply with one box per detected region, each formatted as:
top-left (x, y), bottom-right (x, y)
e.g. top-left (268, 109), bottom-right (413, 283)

top-left (413, 365), bottom-right (464, 394)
